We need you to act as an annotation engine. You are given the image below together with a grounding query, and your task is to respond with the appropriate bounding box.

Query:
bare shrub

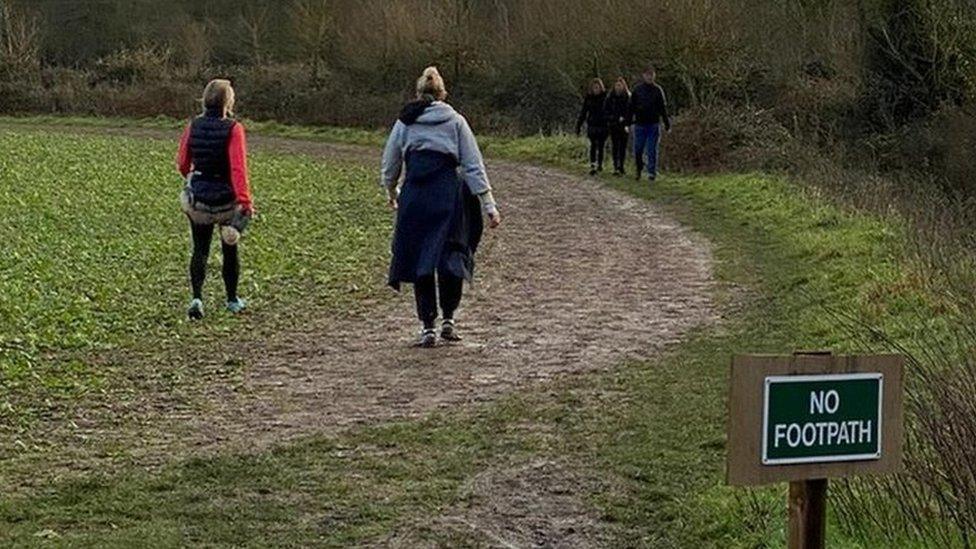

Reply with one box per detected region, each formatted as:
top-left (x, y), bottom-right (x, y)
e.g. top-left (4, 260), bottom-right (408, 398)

top-left (175, 20), bottom-right (214, 80)
top-left (663, 104), bottom-right (795, 172)
top-left (237, 4), bottom-right (271, 67)
top-left (903, 107), bottom-right (976, 196)
top-left (0, 0), bottom-right (40, 80)
top-left (859, 0), bottom-right (976, 128)
top-left (92, 45), bottom-right (174, 87)
top-left (484, 43), bottom-right (579, 134)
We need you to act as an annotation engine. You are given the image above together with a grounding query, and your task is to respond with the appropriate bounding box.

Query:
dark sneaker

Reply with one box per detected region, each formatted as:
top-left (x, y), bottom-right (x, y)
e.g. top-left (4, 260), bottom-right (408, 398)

top-left (589, 167), bottom-right (598, 176)
top-left (441, 319), bottom-right (462, 342)
top-left (188, 298), bottom-right (204, 320)
top-left (414, 328), bottom-right (437, 348)
top-left (226, 297), bottom-right (247, 314)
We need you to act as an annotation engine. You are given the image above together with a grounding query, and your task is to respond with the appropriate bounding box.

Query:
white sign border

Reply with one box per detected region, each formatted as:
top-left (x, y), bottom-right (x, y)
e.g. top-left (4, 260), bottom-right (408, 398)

top-left (761, 373), bottom-right (884, 466)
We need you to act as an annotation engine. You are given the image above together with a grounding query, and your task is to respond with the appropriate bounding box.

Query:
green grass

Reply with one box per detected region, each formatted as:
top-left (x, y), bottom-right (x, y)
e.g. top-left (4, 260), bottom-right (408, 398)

top-left (0, 114), bottom-right (387, 147)
top-left (0, 113), bottom-right (581, 159)
top-left (0, 128), bottom-right (390, 424)
top-left (0, 118), bottom-right (951, 546)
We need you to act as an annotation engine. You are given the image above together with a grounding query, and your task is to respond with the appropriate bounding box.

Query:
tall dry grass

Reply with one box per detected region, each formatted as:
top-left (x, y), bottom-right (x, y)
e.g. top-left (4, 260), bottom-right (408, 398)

top-left (785, 145), bottom-right (976, 546)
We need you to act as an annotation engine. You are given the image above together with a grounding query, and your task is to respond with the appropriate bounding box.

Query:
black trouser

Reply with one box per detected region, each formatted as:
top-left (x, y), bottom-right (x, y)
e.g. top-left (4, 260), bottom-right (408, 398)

top-left (610, 126), bottom-right (629, 172)
top-left (588, 126), bottom-right (609, 168)
top-left (190, 222), bottom-right (239, 301)
top-left (413, 271), bottom-right (463, 330)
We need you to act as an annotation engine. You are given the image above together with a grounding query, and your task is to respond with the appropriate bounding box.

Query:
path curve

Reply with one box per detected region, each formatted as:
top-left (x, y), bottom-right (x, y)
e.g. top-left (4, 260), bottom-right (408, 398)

top-left (6, 126), bottom-right (717, 485)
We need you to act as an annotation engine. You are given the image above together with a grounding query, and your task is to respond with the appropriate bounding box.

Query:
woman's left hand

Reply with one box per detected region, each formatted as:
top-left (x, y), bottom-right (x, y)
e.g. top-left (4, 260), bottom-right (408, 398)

top-left (488, 210), bottom-right (502, 229)
top-left (388, 198), bottom-right (398, 211)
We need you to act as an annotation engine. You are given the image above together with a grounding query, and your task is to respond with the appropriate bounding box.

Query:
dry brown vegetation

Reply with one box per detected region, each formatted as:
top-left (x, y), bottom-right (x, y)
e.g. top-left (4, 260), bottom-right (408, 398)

top-left (3, 1), bottom-right (976, 186)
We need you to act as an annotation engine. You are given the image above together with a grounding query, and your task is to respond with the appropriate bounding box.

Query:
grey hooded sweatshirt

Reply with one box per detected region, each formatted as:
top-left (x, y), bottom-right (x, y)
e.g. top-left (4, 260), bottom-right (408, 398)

top-left (381, 101), bottom-right (497, 214)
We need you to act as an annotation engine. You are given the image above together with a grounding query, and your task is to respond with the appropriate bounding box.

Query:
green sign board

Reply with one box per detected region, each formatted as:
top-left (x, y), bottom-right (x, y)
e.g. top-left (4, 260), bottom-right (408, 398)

top-left (762, 373), bottom-right (883, 465)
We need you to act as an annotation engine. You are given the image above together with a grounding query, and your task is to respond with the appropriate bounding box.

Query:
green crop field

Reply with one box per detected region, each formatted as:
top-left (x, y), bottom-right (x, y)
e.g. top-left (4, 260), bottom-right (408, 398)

top-left (0, 129), bottom-right (390, 426)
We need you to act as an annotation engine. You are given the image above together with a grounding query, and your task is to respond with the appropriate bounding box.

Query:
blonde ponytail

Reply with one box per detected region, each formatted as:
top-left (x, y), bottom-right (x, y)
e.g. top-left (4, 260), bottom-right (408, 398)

top-left (416, 66), bottom-right (447, 100)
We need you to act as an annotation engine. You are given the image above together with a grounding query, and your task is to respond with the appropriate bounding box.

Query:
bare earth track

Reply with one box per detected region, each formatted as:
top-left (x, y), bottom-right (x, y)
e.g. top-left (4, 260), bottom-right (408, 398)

top-left (3, 125), bottom-right (717, 543)
top-left (184, 132), bottom-right (717, 453)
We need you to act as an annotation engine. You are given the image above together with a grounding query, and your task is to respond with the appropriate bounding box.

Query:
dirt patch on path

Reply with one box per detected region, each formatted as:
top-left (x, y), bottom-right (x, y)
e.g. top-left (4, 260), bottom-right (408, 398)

top-left (3, 125), bottom-right (716, 488)
top-left (385, 460), bottom-right (622, 547)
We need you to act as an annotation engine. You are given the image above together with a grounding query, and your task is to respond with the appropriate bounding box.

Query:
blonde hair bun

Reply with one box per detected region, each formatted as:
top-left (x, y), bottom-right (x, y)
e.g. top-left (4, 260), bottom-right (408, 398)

top-left (416, 66), bottom-right (447, 100)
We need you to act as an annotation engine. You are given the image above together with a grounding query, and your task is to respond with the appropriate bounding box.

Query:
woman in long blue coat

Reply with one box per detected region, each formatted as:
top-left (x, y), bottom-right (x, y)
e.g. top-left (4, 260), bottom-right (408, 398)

top-left (381, 66), bottom-right (502, 347)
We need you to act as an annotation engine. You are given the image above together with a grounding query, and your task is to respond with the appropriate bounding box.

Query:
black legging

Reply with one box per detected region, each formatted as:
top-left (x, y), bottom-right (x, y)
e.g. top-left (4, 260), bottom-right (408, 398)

top-left (588, 127), bottom-right (608, 168)
top-left (414, 272), bottom-right (463, 329)
top-left (190, 222), bottom-right (239, 301)
top-left (610, 126), bottom-right (628, 171)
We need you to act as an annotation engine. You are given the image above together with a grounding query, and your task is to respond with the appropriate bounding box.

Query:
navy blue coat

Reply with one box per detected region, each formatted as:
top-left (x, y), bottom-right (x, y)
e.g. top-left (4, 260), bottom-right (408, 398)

top-left (388, 150), bottom-right (483, 290)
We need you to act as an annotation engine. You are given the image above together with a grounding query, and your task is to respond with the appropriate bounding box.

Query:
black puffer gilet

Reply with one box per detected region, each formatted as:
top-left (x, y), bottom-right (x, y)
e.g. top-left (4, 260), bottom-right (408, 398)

top-left (189, 111), bottom-right (236, 206)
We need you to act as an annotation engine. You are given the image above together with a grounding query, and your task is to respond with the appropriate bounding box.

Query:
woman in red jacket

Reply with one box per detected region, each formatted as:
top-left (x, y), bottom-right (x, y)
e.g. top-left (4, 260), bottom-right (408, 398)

top-left (176, 79), bottom-right (254, 320)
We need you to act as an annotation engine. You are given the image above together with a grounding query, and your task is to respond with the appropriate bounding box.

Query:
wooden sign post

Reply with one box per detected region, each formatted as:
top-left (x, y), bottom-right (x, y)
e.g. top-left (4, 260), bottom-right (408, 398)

top-left (727, 353), bottom-right (904, 549)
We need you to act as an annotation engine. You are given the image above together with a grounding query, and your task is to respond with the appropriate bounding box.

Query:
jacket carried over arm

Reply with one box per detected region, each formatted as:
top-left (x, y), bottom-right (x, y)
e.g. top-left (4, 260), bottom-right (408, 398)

top-left (381, 101), bottom-right (497, 216)
top-left (176, 120), bottom-right (254, 214)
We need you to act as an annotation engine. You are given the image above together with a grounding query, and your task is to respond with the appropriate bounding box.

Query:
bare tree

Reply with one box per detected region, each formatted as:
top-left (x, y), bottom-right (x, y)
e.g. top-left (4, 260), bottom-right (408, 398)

top-left (238, 4), bottom-right (270, 66)
top-left (448, 0), bottom-right (473, 94)
top-left (290, 0), bottom-right (334, 84)
top-left (178, 19), bottom-right (213, 79)
top-left (0, 0), bottom-right (40, 72)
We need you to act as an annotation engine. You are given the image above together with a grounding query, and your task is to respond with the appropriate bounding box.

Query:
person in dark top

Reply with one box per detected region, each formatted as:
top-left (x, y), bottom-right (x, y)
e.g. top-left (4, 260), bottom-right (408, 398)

top-left (630, 65), bottom-right (671, 182)
top-left (605, 77), bottom-right (632, 176)
top-left (576, 78), bottom-right (610, 175)
top-left (176, 79), bottom-right (254, 320)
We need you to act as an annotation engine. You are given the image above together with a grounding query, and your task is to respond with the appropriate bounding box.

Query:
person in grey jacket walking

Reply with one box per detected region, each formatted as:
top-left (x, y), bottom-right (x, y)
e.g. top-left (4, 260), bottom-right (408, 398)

top-left (381, 66), bottom-right (502, 347)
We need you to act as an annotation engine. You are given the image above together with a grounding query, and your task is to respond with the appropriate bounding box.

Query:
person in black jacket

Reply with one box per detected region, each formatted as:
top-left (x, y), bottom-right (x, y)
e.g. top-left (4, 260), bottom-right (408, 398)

top-left (630, 65), bottom-right (671, 182)
top-left (576, 78), bottom-right (609, 175)
top-left (605, 77), bottom-right (632, 176)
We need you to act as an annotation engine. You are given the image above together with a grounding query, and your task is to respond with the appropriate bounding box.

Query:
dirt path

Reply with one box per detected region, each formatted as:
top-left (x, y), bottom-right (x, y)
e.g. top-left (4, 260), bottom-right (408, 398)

top-left (182, 132), bottom-right (716, 454)
top-left (5, 126), bottom-right (716, 498)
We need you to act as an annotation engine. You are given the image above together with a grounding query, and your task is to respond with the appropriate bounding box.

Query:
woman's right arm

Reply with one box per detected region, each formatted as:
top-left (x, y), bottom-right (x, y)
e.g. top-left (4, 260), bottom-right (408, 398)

top-left (227, 123), bottom-right (254, 215)
top-left (456, 117), bottom-right (500, 227)
top-left (176, 124), bottom-right (192, 177)
top-left (380, 121), bottom-right (406, 203)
